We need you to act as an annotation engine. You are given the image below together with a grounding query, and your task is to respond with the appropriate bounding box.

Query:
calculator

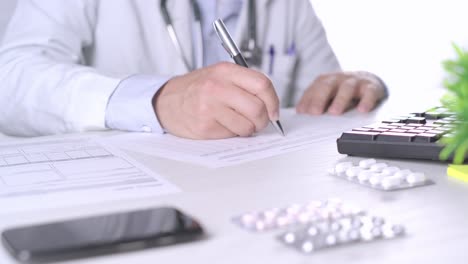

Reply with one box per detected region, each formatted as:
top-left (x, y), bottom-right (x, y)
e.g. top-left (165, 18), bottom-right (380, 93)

top-left (336, 106), bottom-right (465, 162)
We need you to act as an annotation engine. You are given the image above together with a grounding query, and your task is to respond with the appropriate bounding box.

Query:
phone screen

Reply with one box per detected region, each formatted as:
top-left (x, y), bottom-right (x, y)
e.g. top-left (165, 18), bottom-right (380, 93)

top-left (2, 207), bottom-right (203, 263)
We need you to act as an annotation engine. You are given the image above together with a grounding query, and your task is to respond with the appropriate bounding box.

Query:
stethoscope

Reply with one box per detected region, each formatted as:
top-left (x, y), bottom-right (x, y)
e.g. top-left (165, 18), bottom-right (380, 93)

top-left (160, 0), bottom-right (261, 71)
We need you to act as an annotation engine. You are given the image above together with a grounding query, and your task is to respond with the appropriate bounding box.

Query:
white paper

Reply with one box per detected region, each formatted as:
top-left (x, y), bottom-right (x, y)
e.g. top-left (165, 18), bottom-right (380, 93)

top-left (0, 137), bottom-right (180, 213)
top-left (102, 110), bottom-right (365, 168)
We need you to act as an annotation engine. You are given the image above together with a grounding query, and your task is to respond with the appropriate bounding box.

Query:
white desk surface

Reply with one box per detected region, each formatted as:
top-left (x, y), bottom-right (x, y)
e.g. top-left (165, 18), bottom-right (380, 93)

top-left (0, 89), bottom-right (467, 264)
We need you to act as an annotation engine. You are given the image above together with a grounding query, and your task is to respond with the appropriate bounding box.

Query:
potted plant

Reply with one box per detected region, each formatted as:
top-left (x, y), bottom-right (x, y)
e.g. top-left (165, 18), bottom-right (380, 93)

top-left (440, 44), bottom-right (468, 163)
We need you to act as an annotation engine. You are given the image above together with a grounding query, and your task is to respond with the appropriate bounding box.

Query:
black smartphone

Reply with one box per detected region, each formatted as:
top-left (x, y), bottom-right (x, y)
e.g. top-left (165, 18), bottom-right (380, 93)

top-left (1, 207), bottom-right (204, 263)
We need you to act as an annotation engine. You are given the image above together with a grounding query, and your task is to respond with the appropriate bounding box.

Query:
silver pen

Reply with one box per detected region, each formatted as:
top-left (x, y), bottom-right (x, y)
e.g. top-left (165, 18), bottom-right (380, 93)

top-left (213, 18), bottom-right (285, 136)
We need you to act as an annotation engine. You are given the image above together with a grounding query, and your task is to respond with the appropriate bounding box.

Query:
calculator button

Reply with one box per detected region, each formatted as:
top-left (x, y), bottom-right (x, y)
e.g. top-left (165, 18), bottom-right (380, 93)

top-left (413, 133), bottom-right (440, 143)
top-left (369, 129), bottom-right (389, 133)
top-left (352, 127), bottom-right (371, 132)
top-left (407, 129), bottom-right (424, 133)
top-left (407, 117), bottom-right (426, 124)
top-left (389, 129), bottom-right (407, 133)
top-left (376, 132), bottom-right (416, 142)
top-left (382, 119), bottom-right (402, 124)
top-left (424, 112), bottom-right (442, 120)
top-left (341, 131), bottom-right (379, 141)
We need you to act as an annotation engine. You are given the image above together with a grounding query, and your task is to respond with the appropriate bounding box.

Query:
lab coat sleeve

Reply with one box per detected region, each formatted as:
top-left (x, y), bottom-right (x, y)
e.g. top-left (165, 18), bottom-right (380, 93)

top-left (291, 0), bottom-right (342, 104)
top-left (106, 75), bottom-right (170, 134)
top-left (0, 0), bottom-right (121, 136)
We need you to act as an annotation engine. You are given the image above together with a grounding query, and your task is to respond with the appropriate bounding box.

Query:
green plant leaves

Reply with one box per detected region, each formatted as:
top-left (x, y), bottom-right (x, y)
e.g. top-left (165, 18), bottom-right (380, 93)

top-left (440, 43), bottom-right (468, 163)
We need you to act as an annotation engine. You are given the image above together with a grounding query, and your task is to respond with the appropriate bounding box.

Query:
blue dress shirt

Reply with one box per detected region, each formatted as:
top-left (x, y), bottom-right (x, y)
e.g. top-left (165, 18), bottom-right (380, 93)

top-left (106, 0), bottom-right (243, 133)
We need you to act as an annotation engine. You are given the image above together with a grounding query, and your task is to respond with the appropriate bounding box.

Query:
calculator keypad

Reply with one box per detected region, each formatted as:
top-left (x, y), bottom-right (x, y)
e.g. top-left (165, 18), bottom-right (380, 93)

top-left (336, 107), bottom-right (462, 162)
top-left (341, 108), bottom-right (455, 143)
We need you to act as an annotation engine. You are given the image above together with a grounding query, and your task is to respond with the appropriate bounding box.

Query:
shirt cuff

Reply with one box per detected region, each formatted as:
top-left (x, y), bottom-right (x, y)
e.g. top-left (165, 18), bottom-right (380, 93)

top-left (105, 74), bottom-right (171, 133)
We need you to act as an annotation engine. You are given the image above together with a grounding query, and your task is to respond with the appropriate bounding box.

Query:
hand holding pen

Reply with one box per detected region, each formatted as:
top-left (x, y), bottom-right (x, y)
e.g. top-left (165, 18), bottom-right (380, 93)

top-left (152, 20), bottom-right (284, 140)
top-left (213, 19), bottom-right (285, 136)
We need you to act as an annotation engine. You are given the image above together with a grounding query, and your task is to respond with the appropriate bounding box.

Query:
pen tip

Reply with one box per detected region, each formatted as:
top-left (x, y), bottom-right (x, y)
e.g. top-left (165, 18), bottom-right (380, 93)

top-left (275, 120), bottom-right (285, 137)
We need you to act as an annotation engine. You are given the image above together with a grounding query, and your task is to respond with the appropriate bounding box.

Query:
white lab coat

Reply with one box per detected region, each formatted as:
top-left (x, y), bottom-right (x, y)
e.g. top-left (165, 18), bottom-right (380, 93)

top-left (0, 0), bottom-right (340, 136)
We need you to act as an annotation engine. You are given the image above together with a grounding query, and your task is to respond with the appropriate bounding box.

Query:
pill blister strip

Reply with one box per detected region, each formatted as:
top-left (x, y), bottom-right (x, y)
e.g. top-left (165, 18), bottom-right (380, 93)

top-left (232, 199), bottom-right (365, 232)
top-left (329, 159), bottom-right (433, 191)
top-left (277, 215), bottom-right (405, 254)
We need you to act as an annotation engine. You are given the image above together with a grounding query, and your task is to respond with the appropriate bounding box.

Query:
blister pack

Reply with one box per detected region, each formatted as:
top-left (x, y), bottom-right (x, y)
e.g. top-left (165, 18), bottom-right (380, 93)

top-left (232, 199), bottom-right (364, 232)
top-left (329, 159), bottom-right (433, 191)
top-left (278, 214), bottom-right (405, 254)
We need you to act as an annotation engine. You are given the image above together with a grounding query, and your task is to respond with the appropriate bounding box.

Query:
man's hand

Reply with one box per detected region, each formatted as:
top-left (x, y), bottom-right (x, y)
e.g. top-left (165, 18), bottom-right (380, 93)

top-left (296, 71), bottom-right (386, 115)
top-left (154, 62), bottom-right (280, 139)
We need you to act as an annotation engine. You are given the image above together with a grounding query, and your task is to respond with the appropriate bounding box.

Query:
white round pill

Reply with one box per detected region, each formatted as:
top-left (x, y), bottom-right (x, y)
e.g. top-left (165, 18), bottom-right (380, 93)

top-left (330, 222), bottom-right (341, 231)
top-left (339, 218), bottom-right (352, 230)
top-left (381, 175), bottom-right (403, 190)
top-left (369, 163), bottom-right (388, 172)
top-left (338, 230), bottom-right (351, 243)
top-left (358, 170), bottom-right (374, 183)
top-left (360, 216), bottom-right (373, 228)
top-left (325, 234), bottom-right (337, 246)
top-left (351, 217), bottom-right (363, 229)
top-left (330, 211), bottom-right (343, 220)
top-left (298, 212), bottom-right (312, 223)
top-left (359, 158), bottom-right (377, 169)
top-left (317, 222), bottom-right (330, 233)
top-left (286, 204), bottom-right (302, 215)
top-left (263, 208), bottom-right (279, 220)
top-left (394, 169), bottom-right (412, 178)
top-left (406, 172), bottom-right (427, 185)
top-left (302, 241), bottom-right (315, 253)
top-left (348, 229), bottom-right (361, 241)
top-left (241, 213), bottom-right (256, 226)
top-left (360, 228), bottom-right (374, 241)
top-left (383, 224), bottom-right (405, 238)
top-left (382, 224), bottom-right (395, 238)
top-left (369, 174), bottom-right (385, 186)
top-left (276, 216), bottom-right (291, 227)
top-left (392, 224), bottom-right (405, 236)
top-left (307, 226), bottom-right (319, 236)
top-left (372, 217), bottom-right (385, 226)
top-left (283, 233), bottom-right (296, 244)
top-left (371, 227), bottom-right (382, 238)
top-left (335, 162), bottom-right (354, 176)
top-left (381, 166), bottom-right (400, 176)
top-left (345, 167), bottom-right (362, 180)
top-left (255, 220), bottom-right (266, 231)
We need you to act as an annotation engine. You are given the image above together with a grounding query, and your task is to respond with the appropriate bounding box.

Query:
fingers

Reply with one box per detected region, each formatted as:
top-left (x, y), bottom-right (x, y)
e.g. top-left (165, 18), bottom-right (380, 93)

top-left (157, 64), bottom-right (277, 139)
top-left (297, 71), bottom-right (386, 116)
top-left (215, 63), bottom-right (280, 121)
top-left (297, 74), bottom-right (339, 115)
top-left (216, 84), bottom-right (270, 133)
top-left (189, 121), bottom-right (236, 140)
top-left (214, 107), bottom-right (257, 138)
top-left (184, 105), bottom-right (256, 139)
top-left (328, 78), bottom-right (358, 115)
top-left (181, 73), bottom-right (269, 138)
top-left (357, 83), bottom-right (380, 112)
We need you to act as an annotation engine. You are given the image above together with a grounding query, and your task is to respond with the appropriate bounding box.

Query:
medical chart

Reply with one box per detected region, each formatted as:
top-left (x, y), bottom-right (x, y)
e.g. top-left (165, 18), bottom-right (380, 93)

top-left (0, 137), bottom-right (180, 213)
top-left (102, 110), bottom-right (368, 168)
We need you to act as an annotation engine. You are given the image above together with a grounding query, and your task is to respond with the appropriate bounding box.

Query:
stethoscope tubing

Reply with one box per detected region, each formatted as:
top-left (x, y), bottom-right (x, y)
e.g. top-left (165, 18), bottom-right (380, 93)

top-left (160, 0), bottom-right (258, 70)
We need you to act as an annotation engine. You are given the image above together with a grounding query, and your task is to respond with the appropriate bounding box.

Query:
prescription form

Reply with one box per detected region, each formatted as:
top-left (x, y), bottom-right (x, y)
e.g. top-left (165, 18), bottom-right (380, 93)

top-left (101, 110), bottom-right (370, 168)
top-left (0, 137), bottom-right (179, 213)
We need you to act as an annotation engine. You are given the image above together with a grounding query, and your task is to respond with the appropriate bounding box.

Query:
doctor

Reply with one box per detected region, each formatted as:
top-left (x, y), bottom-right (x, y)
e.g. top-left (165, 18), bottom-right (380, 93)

top-left (0, 0), bottom-right (386, 139)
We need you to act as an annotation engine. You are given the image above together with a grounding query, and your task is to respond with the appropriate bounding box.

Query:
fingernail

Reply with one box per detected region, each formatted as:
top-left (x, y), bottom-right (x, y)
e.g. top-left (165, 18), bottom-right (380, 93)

top-left (310, 107), bottom-right (322, 115)
top-left (328, 107), bottom-right (340, 115)
top-left (297, 106), bottom-right (304, 114)
top-left (358, 105), bottom-right (370, 112)
top-left (272, 110), bottom-right (280, 121)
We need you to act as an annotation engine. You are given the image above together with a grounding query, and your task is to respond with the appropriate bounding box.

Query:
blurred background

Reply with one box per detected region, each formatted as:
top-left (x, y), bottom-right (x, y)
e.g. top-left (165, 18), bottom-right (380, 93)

top-left (1, 0), bottom-right (467, 95)
top-left (313, 0), bottom-right (468, 95)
